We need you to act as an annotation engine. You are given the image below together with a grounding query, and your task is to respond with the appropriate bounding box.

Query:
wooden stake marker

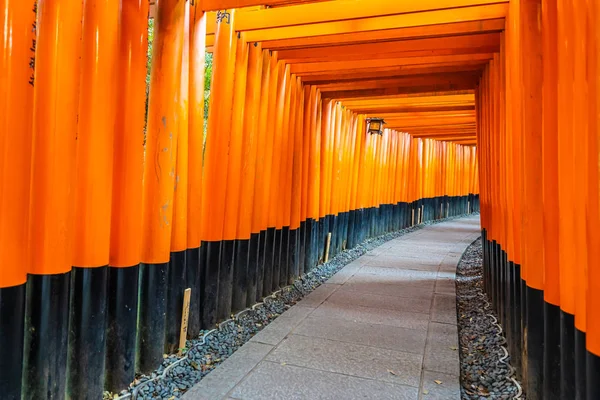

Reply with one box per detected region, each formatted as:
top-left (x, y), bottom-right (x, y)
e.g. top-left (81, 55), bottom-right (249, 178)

top-left (178, 288), bottom-right (192, 356)
top-left (324, 233), bottom-right (332, 263)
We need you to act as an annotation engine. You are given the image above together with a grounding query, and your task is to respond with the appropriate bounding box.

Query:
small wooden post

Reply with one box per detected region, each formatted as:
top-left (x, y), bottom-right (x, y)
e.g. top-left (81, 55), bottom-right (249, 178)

top-left (324, 233), bottom-right (332, 263)
top-left (178, 288), bottom-right (192, 355)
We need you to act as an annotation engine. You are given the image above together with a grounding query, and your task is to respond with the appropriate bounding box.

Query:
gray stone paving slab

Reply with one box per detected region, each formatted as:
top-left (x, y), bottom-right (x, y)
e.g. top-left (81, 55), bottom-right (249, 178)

top-left (310, 300), bottom-right (430, 331)
top-left (249, 306), bottom-right (313, 346)
top-left (266, 335), bottom-right (423, 387)
top-left (419, 371), bottom-right (461, 400)
top-left (295, 283), bottom-right (340, 308)
top-left (183, 216), bottom-right (480, 400)
top-left (325, 287), bottom-right (432, 314)
top-left (431, 294), bottom-right (458, 325)
top-left (293, 315), bottom-right (427, 354)
top-left (229, 362), bottom-right (419, 400)
top-left (182, 342), bottom-right (274, 400)
top-left (342, 279), bottom-right (435, 299)
top-left (423, 322), bottom-right (460, 377)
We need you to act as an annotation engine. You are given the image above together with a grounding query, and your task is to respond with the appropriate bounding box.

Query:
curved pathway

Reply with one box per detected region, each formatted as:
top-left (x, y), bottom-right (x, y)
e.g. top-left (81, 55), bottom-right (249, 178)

top-left (183, 216), bottom-right (481, 400)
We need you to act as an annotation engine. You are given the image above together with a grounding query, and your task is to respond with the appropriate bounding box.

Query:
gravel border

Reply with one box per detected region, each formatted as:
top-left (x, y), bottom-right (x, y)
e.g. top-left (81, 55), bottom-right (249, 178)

top-left (105, 215), bottom-right (471, 400)
top-left (456, 238), bottom-right (524, 400)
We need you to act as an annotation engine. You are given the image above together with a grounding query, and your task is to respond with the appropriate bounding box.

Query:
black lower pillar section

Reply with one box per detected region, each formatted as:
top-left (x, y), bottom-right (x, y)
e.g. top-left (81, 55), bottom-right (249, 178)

top-left (587, 351), bottom-right (600, 399)
top-left (105, 265), bottom-right (139, 392)
top-left (272, 229), bottom-right (282, 292)
top-left (304, 219), bottom-right (315, 273)
top-left (288, 228), bottom-right (299, 285)
top-left (232, 238), bottom-right (249, 313)
top-left (525, 286), bottom-right (544, 399)
top-left (23, 272), bottom-right (70, 399)
top-left (575, 329), bottom-right (587, 400)
top-left (218, 240), bottom-right (235, 321)
top-left (198, 244), bottom-right (207, 327)
top-left (521, 279), bottom-right (528, 388)
top-left (347, 210), bottom-right (356, 249)
top-left (165, 250), bottom-right (187, 353)
top-left (279, 227), bottom-right (290, 288)
top-left (186, 247), bottom-right (201, 338)
top-left (543, 302), bottom-right (561, 400)
top-left (262, 228), bottom-right (275, 297)
top-left (256, 231), bottom-right (265, 302)
top-left (298, 221), bottom-right (306, 276)
top-left (246, 233), bottom-right (260, 308)
top-left (561, 311), bottom-right (576, 399)
top-left (67, 266), bottom-right (108, 399)
top-left (310, 218), bottom-right (319, 270)
top-left (138, 262), bottom-right (168, 373)
top-left (0, 283), bottom-right (26, 400)
top-left (512, 264), bottom-right (523, 379)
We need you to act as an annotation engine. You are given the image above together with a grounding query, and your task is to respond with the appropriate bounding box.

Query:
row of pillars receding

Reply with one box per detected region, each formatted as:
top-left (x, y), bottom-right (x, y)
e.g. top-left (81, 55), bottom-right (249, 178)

top-left (477, 0), bottom-right (600, 399)
top-left (0, 1), bottom-right (480, 399)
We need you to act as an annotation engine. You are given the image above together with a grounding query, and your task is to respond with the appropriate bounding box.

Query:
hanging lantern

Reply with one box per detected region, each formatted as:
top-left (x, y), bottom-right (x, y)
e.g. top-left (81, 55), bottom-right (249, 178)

top-left (366, 118), bottom-right (385, 135)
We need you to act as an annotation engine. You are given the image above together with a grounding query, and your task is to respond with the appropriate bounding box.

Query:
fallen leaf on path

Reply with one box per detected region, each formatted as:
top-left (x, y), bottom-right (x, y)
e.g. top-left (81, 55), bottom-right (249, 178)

top-left (434, 380), bottom-right (443, 385)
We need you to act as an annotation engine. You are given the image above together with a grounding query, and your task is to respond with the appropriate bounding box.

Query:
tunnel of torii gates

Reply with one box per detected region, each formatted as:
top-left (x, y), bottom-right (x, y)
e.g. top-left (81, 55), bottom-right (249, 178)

top-left (0, 0), bottom-right (599, 399)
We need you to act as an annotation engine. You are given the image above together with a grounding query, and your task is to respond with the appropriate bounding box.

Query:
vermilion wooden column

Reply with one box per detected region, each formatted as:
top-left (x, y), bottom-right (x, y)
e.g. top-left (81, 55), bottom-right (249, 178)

top-left (106, 0), bottom-right (148, 391)
top-left (557, 0), bottom-right (577, 395)
top-left (187, 3), bottom-right (206, 339)
top-left (200, 9), bottom-right (236, 328)
top-left (24, 0), bottom-right (84, 398)
top-left (0, 2), bottom-right (35, 398)
top-left (139, 0), bottom-right (185, 371)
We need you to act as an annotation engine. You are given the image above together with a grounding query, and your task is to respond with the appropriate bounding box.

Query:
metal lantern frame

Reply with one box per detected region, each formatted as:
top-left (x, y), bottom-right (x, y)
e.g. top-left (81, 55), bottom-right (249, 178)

top-left (366, 117), bottom-right (385, 135)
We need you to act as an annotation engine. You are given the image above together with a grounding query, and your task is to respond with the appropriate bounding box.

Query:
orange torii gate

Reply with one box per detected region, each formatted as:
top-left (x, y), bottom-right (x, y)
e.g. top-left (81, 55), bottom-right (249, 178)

top-left (9, 1), bottom-right (581, 399)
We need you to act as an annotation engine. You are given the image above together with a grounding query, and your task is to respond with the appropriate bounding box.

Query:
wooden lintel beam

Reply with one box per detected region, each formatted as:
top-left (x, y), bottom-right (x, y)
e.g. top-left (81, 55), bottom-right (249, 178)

top-left (316, 73), bottom-right (479, 92)
top-left (242, 4), bottom-right (509, 42)
top-left (277, 33), bottom-right (500, 60)
top-left (262, 19), bottom-right (505, 50)
top-left (303, 64), bottom-right (485, 83)
top-left (347, 105), bottom-right (475, 114)
top-left (290, 53), bottom-right (494, 74)
top-left (323, 83), bottom-right (477, 99)
top-left (203, 0), bottom-right (508, 30)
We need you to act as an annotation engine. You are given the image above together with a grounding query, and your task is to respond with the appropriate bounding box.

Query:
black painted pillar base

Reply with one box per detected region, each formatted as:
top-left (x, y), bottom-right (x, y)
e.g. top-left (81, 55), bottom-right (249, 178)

top-left (575, 328), bottom-right (587, 400)
top-left (138, 262), bottom-right (168, 373)
top-left (298, 221), bottom-right (306, 276)
top-left (232, 238), bottom-right (249, 313)
top-left (586, 351), bottom-right (600, 399)
top-left (247, 233), bottom-right (260, 308)
top-left (166, 250), bottom-right (186, 353)
top-left (279, 227), bottom-right (290, 288)
top-left (526, 286), bottom-right (544, 399)
top-left (201, 241), bottom-right (221, 328)
top-left (105, 265), bottom-right (139, 392)
top-left (272, 228), bottom-right (282, 292)
top-left (304, 219), bottom-right (315, 273)
top-left (186, 247), bottom-right (201, 339)
top-left (512, 264), bottom-right (523, 380)
top-left (561, 311), bottom-right (576, 399)
top-left (288, 228), bottom-right (299, 285)
top-left (347, 210), bottom-right (356, 249)
top-left (23, 272), bottom-right (71, 399)
top-left (218, 240), bottom-right (235, 321)
top-left (0, 283), bottom-right (26, 400)
top-left (198, 244), bottom-right (207, 328)
top-left (543, 302), bottom-right (561, 400)
top-left (68, 266), bottom-right (108, 399)
top-left (255, 231), bottom-right (265, 303)
top-left (262, 228), bottom-right (275, 298)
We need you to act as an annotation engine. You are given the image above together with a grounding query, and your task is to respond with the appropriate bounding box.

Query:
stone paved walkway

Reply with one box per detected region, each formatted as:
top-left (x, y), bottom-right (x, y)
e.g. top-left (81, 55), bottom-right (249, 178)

top-left (183, 216), bottom-right (481, 400)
